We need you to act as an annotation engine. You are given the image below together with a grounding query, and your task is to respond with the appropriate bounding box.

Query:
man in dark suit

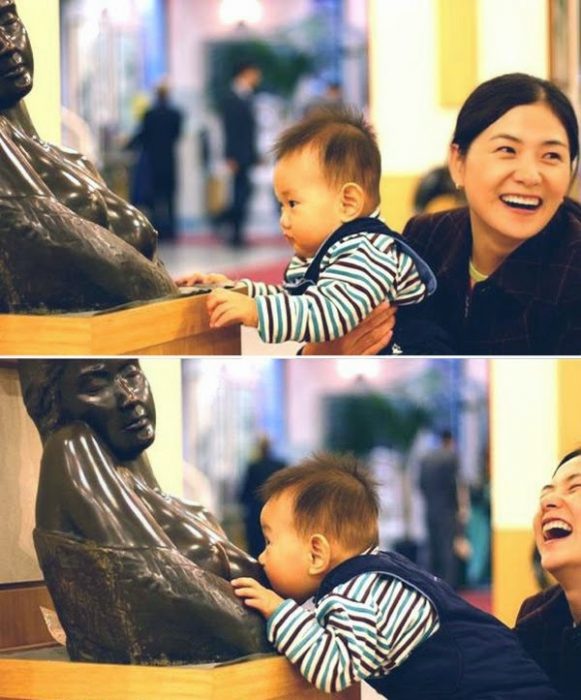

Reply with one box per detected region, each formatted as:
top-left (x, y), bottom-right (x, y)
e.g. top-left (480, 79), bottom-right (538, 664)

top-left (138, 83), bottom-right (183, 240)
top-left (419, 429), bottom-right (463, 587)
top-left (219, 61), bottom-right (262, 248)
top-left (239, 435), bottom-right (285, 557)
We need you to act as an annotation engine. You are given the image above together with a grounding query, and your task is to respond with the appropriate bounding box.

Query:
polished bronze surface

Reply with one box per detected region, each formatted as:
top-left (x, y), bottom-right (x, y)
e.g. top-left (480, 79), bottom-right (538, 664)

top-left (19, 360), bottom-right (271, 664)
top-left (0, 3), bottom-right (178, 313)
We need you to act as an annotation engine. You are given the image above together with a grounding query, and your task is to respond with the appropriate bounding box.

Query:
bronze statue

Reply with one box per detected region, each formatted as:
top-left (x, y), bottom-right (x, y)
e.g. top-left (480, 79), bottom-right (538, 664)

top-left (18, 359), bottom-right (272, 664)
top-left (0, 1), bottom-right (178, 313)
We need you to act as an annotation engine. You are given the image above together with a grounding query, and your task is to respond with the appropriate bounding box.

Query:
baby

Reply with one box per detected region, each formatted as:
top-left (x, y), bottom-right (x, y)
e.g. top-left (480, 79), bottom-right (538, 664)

top-left (179, 106), bottom-right (438, 352)
top-left (231, 453), bottom-right (561, 698)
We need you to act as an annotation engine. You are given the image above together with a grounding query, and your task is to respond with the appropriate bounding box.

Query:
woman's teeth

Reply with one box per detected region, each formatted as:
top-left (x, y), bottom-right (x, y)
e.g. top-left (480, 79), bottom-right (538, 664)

top-left (500, 194), bottom-right (541, 210)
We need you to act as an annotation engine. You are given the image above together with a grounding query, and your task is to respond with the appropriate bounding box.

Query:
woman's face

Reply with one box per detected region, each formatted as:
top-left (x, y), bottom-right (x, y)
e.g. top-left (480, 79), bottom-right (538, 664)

top-left (0, 2), bottom-right (34, 109)
top-left (533, 455), bottom-right (581, 580)
top-left (58, 360), bottom-right (156, 460)
top-left (449, 102), bottom-right (573, 254)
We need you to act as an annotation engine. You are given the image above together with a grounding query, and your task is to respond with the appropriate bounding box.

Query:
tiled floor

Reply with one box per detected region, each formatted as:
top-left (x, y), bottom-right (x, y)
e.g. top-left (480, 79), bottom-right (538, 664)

top-left (159, 234), bottom-right (288, 280)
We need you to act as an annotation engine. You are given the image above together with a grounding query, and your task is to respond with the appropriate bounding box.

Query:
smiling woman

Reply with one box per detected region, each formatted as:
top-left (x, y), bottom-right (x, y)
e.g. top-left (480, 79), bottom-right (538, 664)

top-left (305, 73), bottom-right (581, 356)
top-left (398, 72), bottom-right (581, 355)
top-left (515, 450), bottom-right (581, 700)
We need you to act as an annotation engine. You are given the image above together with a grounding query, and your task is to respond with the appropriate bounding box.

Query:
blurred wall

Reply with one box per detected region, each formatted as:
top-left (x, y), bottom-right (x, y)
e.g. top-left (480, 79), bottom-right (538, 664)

top-left (17, 0), bottom-right (61, 143)
top-left (370, 0), bottom-right (549, 231)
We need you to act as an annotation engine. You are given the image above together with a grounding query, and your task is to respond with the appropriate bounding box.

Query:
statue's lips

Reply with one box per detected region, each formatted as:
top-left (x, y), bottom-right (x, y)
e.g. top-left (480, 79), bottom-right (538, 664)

top-left (124, 416), bottom-right (151, 432)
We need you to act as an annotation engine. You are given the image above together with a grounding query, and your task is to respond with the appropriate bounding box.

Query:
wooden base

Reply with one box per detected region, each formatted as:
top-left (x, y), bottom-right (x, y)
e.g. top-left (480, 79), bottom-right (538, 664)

top-left (0, 584), bottom-right (54, 652)
top-left (0, 293), bottom-right (241, 356)
top-left (0, 655), bottom-right (360, 700)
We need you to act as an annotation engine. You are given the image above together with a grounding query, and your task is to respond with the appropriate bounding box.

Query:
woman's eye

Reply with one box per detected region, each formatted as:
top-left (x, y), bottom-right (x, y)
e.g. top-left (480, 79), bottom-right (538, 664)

top-left (495, 145), bottom-right (516, 155)
top-left (544, 151), bottom-right (563, 162)
top-left (288, 200), bottom-right (297, 208)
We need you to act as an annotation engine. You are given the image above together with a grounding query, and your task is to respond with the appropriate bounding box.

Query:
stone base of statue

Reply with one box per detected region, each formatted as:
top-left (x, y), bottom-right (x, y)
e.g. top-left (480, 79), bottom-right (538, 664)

top-left (0, 291), bottom-right (241, 355)
top-left (34, 529), bottom-right (270, 665)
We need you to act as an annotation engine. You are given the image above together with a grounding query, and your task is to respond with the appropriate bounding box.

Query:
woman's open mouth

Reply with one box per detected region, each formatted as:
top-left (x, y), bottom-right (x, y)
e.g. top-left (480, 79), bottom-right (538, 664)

top-left (542, 518), bottom-right (573, 541)
top-left (500, 194), bottom-right (542, 211)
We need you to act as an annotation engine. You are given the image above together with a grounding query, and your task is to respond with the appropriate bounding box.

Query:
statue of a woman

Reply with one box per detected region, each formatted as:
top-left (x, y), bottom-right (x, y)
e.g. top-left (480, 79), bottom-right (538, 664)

top-left (0, 2), bottom-right (178, 313)
top-left (19, 359), bottom-right (272, 664)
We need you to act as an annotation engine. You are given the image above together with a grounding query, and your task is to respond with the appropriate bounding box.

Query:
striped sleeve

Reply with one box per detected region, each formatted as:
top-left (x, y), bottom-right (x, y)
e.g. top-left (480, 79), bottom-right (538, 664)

top-left (240, 278), bottom-right (284, 297)
top-left (254, 233), bottom-right (431, 343)
top-left (266, 573), bottom-right (439, 693)
top-left (240, 255), bottom-right (308, 298)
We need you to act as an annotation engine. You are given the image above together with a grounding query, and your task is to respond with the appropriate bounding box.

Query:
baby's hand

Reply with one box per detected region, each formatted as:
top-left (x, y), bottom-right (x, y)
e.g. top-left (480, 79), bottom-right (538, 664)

top-left (207, 289), bottom-right (258, 328)
top-left (231, 577), bottom-right (284, 618)
top-left (175, 272), bottom-right (233, 287)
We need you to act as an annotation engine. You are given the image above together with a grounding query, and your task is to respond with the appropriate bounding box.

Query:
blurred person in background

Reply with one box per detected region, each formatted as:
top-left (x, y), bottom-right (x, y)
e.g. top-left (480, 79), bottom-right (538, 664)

top-left (413, 165), bottom-right (465, 214)
top-left (217, 61), bottom-right (262, 248)
top-left (129, 82), bottom-right (183, 241)
top-left (419, 429), bottom-right (468, 588)
top-left (303, 80), bottom-right (344, 117)
top-left (239, 435), bottom-right (286, 557)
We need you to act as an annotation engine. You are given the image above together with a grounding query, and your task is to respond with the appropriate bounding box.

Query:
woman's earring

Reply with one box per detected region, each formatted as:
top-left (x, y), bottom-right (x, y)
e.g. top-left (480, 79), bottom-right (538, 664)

top-left (455, 182), bottom-right (462, 191)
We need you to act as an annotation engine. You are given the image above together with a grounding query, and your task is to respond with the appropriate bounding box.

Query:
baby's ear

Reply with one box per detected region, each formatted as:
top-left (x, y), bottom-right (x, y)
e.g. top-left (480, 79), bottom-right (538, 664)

top-left (308, 533), bottom-right (332, 575)
top-left (340, 182), bottom-right (365, 222)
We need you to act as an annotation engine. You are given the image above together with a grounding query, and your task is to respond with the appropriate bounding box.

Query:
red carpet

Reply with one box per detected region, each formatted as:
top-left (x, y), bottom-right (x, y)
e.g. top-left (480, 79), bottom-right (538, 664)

top-left (226, 259), bottom-right (288, 285)
top-left (460, 588), bottom-right (492, 614)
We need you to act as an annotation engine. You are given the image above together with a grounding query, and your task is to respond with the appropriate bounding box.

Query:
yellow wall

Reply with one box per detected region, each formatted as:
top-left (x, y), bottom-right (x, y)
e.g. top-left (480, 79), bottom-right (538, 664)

top-left (437, 0), bottom-right (477, 108)
top-left (16, 0), bottom-right (61, 143)
top-left (491, 359), bottom-right (581, 626)
top-left (141, 359), bottom-right (184, 497)
top-left (369, 0), bottom-right (549, 228)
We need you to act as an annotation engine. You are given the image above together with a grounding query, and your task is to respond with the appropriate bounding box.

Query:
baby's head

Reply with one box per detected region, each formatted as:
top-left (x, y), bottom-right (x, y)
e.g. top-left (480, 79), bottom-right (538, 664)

top-left (257, 452), bottom-right (379, 602)
top-left (272, 106), bottom-right (382, 258)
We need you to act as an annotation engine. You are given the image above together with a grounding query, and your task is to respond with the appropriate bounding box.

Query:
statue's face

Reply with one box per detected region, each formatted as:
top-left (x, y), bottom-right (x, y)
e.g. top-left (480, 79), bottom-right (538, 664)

top-left (58, 360), bottom-right (156, 460)
top-left (0, 2), bottom-right (34, 109)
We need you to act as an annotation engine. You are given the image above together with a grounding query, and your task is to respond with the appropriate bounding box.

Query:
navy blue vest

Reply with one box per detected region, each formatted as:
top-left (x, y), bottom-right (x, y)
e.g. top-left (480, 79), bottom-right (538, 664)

top-left (282, 217), bottom-right (437, 296)
top-left (315, 551), bottom-right (561, 699)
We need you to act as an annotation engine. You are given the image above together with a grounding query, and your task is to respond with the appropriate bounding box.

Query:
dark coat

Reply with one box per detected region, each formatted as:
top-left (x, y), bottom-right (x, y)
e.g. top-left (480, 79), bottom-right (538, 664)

top-left (220, 88), bottom-right (258, 169)
top-left (140, 101), bottom-right (183, 192)
top-left (400, 200), bottom-right (581, 354)
top-left (516, 585), bottom-right (581, 700)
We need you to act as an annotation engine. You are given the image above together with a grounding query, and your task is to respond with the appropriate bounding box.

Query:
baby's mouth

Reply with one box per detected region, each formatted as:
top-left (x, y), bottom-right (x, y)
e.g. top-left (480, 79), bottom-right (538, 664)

top-left (542, 518), bottom-right (573, 541)
top-left (500, 194), bottom-right (542, 211)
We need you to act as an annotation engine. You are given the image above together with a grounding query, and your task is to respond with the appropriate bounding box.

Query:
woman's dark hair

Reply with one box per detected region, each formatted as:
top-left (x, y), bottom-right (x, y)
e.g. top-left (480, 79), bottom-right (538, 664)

top-left (452, 73), bottom-right (579, 171)
top-left (553, 447), bottom-right (581, 476)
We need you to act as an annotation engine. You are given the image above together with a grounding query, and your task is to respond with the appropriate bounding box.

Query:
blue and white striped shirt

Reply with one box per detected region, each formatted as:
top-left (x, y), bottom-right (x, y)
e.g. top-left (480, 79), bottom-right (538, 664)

top-left (266, 552), bottom-right (439, 693)
top-left (242, 229), bottom-right (430, 344)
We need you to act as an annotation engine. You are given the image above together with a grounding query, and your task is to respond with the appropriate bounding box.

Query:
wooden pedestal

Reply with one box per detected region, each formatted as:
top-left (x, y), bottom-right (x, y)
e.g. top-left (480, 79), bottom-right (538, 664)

top-left (0, 293), bottom-right (241, 356)
top-left (0, 655), bottom-right (360, 700)
top-left (0, 584), bottom-right (361, 700)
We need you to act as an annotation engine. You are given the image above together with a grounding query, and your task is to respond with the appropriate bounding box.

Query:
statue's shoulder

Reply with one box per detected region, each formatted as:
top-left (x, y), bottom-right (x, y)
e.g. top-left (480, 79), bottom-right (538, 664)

top-left (43, 421), bottom-right (104, 462)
